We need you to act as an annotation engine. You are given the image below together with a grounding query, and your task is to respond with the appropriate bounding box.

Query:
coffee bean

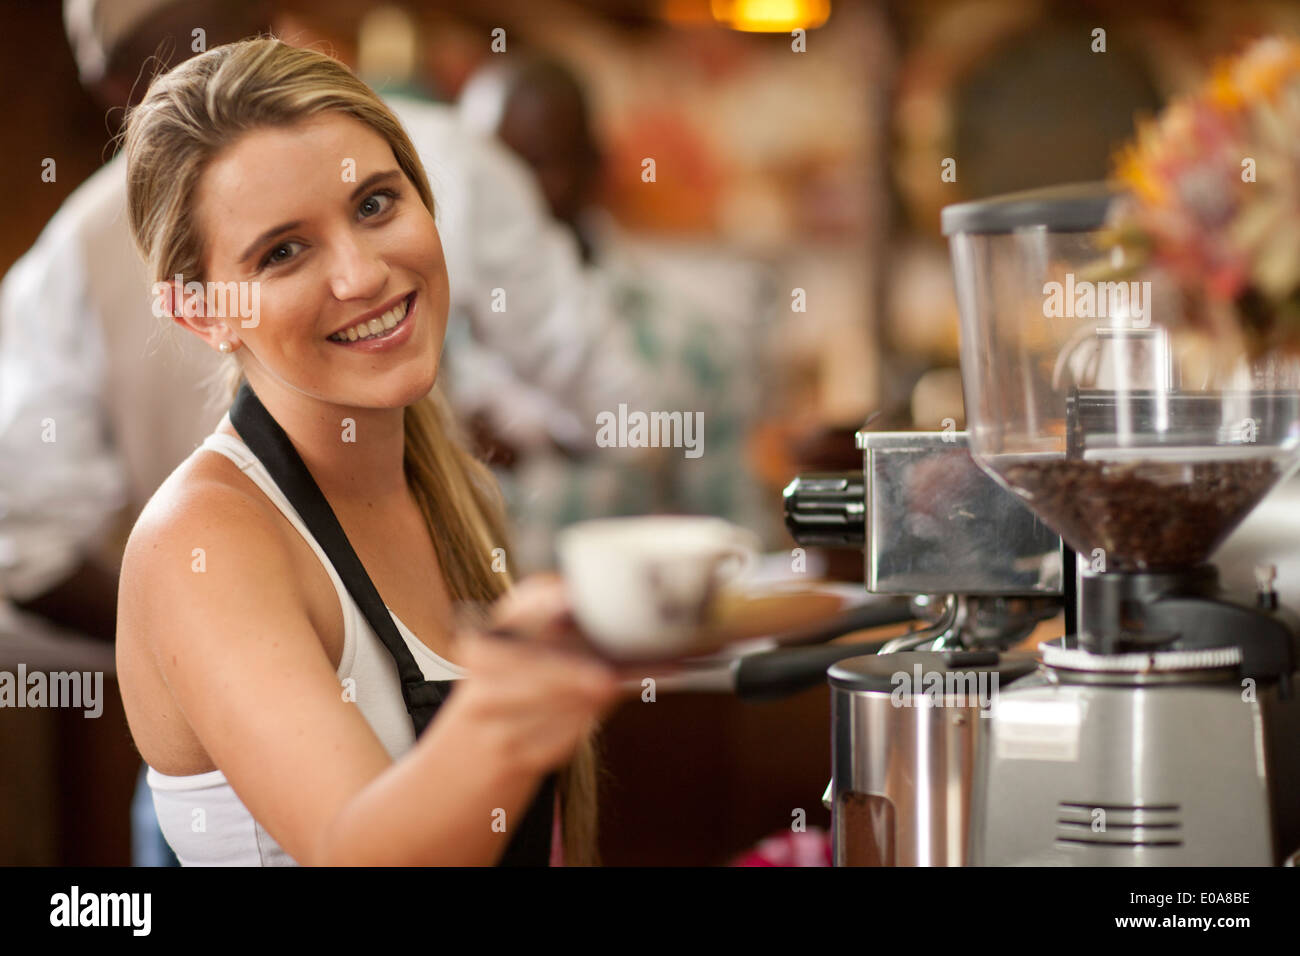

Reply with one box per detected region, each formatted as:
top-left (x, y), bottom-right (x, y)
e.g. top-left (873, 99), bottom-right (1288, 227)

top-left (1002, 457), bottom-right (1280, 571)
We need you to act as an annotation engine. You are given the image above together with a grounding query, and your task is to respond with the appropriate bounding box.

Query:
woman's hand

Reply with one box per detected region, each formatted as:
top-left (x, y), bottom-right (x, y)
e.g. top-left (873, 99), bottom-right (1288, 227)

top-left (449, 574), bottom-right (628, 777)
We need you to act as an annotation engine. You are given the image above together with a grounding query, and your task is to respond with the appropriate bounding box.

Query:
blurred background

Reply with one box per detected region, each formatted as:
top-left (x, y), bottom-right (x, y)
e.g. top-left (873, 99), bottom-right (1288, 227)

top-left (2, 0), bottom-right (1299, 865)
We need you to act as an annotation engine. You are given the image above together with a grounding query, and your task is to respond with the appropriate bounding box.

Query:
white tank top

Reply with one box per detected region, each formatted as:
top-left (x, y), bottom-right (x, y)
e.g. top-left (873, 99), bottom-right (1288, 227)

top-left (146, 428), bottom-right (466, 866)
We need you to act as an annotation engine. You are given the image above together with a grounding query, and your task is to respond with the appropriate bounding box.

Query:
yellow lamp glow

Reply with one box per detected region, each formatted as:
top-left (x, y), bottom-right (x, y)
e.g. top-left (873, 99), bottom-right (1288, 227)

top-left (711, 0), bottom-right (831, 32)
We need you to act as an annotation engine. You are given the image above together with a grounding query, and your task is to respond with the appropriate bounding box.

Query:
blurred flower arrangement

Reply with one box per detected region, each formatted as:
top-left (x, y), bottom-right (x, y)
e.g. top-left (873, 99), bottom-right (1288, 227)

top-left (1105, 36), bottom-right (1300, 355)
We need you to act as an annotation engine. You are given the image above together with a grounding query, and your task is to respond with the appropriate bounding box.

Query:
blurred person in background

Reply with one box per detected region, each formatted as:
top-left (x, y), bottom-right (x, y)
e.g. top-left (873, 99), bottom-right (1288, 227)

top-left (460, 57), bottom-right (601, 264)
top-left (0, 0), bottom-right (659, 863)
top-left (459, 53), bottom-right (779, 569)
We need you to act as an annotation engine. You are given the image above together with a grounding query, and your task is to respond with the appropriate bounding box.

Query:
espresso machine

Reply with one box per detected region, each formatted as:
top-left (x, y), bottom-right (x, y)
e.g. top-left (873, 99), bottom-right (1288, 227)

top-left (944, 183), bottom-right (1300, 865)
top-left (786, 183), bottom-right (1300, 866)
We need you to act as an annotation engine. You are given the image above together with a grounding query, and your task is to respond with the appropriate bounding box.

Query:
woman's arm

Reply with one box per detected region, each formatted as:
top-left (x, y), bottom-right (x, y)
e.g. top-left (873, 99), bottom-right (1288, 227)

top-left (119, 477), bottom-right (617, 866)
top-left (317, 628), bottom-right (612, 865)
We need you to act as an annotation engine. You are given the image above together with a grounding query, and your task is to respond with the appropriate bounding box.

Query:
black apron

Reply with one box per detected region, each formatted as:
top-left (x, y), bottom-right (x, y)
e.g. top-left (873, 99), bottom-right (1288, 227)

top-left (229, 381), bottom-right (557, 866)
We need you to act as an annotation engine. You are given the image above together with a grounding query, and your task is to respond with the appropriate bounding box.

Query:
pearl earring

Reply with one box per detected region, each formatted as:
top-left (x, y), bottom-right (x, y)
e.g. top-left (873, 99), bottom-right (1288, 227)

top-left (218, 341), bottom-right (233, 353)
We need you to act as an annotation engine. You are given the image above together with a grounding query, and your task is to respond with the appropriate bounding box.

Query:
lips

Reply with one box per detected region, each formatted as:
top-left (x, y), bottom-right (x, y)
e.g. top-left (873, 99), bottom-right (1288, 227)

top-left (325, 292), bottom-right (417, 352)
top-left (327, 292), bottom-right (413, 342)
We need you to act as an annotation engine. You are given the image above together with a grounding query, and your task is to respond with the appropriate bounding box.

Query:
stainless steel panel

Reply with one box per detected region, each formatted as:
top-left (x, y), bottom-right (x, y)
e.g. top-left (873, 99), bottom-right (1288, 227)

top-left (831, 683), bottom-right (980, 866)
top-left (970, 678), bottom-right (1293, 865)
top-left (856, 431), bottom-right (1062, 595)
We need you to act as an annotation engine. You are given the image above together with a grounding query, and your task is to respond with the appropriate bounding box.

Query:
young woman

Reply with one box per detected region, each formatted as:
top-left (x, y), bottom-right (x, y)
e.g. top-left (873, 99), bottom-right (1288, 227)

top-left (114, 36), bottom-right (624, 866)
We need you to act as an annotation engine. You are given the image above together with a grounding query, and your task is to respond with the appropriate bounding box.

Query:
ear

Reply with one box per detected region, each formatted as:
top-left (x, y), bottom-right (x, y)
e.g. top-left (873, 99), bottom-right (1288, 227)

top-left (153, 276), bottom-right (222, 344)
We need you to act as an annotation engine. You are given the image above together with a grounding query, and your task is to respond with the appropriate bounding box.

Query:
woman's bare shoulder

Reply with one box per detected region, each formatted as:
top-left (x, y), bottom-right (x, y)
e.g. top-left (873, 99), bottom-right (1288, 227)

top-left (132, 435), bottom-right (271, 536)
top-left (121, 439), bottom-right (289, 608)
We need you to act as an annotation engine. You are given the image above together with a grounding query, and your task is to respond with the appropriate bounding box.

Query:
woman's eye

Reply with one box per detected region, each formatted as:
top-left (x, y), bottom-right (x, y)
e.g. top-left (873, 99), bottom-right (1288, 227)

top-left (260, 241), bottom-right (302, 268)
top-left (359, 189), bottom-right (397, 219)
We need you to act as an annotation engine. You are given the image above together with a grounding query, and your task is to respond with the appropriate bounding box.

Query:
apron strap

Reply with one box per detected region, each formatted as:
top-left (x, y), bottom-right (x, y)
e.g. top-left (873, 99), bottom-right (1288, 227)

top-left (229, 381), bottom-right (447, 721)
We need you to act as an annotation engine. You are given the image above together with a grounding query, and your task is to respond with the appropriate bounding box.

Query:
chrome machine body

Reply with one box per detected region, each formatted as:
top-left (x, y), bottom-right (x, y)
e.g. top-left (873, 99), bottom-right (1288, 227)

top-left (786, 430), bottom-right (1062, 866)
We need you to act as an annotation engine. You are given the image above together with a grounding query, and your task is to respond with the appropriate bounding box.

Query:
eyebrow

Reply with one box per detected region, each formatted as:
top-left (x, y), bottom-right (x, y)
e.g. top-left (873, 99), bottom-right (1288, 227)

top-left (235, 169), bottom-right (405, 265)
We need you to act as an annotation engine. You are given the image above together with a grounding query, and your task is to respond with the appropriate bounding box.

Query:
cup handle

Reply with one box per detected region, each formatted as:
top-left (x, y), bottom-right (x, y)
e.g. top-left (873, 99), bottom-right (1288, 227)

top-left (711, 527), bottom-right (761, 584)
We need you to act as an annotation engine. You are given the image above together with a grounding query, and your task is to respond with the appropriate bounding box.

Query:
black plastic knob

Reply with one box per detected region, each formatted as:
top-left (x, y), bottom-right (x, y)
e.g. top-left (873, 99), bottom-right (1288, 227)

top-left (782, 472), bottom-right (866, 549)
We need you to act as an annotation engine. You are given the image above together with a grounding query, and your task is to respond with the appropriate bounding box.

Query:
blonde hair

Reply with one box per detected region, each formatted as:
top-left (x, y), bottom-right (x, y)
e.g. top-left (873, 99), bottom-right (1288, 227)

top-left (122, 35), bottom-right (600, 865)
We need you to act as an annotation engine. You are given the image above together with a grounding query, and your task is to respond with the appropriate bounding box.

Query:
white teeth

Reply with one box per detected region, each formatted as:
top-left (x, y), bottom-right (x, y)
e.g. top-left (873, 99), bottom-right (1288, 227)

top-left (329, 297), bottom-right (409, 342)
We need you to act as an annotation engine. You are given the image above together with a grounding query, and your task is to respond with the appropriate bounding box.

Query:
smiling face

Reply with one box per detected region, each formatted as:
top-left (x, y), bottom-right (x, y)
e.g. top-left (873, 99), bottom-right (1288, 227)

top-left (191, 112), bottom-right (449, 410)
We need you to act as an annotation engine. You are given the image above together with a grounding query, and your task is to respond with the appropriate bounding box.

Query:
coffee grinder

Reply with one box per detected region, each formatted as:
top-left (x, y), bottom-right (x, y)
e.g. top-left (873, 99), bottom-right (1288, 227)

top-left (944, 183), bottom-right (1300, 865)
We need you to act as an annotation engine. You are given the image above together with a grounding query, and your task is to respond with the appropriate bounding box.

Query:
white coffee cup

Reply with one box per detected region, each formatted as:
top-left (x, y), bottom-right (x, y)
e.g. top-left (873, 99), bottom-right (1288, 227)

top-left (556, 515), bottom-right (760, 658)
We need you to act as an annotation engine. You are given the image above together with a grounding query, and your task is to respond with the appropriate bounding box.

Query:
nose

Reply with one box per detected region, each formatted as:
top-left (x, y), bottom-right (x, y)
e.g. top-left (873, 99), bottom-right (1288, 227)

top-left (327, 227), bottom-right (389, 303)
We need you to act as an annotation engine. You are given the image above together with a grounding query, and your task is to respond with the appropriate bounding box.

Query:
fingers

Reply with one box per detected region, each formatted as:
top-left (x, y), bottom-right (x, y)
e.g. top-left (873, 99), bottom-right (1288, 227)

top-left (458, 627), bottom-right (623, 705)
top-left (453, 628), bottom-right (626, 773)
top-left (442, 575), bottom-right (646, 773)
top-left (464, 575), bottom-right (684, 704)
top-left (489, 574), bottom-right (575, 646)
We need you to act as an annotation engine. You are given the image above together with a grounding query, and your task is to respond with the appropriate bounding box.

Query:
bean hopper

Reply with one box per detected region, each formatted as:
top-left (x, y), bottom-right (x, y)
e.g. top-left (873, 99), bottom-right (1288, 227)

top-left (944, 183), bottom-right (1300, 865)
